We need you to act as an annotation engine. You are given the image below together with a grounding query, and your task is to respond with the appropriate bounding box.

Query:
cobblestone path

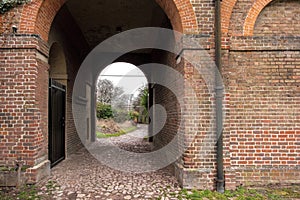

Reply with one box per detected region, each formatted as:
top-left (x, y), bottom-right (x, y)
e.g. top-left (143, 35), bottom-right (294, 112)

top-left (39, 125), bottom-right (182, 199)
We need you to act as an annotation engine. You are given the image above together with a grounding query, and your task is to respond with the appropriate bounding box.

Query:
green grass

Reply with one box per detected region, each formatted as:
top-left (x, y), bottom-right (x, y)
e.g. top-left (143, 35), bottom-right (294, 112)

top-left (45, 180), bottom-right (58, 196)
top-left (0, 185), bottom-right (41, 200)
top-left (165, 186), bottom-right (300, 200)
top-left (96, 126), bottom-right (137, 138)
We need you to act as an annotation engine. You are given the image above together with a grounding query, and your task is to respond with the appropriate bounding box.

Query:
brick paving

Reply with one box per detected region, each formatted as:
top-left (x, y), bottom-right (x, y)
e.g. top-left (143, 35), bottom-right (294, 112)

top-left (38, 125), bottom-right (182, 199)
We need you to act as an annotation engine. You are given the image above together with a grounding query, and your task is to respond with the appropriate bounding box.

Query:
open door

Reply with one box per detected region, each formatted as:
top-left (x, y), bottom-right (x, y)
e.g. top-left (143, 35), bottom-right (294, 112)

top-left (48, 79), bottom-right (66, 167)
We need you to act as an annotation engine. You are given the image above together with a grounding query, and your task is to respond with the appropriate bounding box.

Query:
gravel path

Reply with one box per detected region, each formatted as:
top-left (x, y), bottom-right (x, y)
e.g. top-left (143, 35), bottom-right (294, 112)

top-left (39, 125), bottom-right (182, 199)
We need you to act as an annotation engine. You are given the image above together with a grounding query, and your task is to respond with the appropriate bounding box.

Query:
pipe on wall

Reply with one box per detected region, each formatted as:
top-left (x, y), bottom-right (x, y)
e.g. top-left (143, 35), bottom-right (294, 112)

top-left (215, 0), bottom-right (225, 193)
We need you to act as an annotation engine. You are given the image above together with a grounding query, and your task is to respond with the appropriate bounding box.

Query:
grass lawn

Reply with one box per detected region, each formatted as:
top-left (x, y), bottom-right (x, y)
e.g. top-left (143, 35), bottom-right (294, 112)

top-left (96, 126), bottom-right (137, 138)
top-left (166, 185), bottom-right (300, 200)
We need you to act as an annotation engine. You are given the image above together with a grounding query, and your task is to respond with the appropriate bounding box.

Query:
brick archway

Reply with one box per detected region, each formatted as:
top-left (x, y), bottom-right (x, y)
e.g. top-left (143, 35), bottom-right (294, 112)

top-left (18, 0), bottom-right (198, 41)
top-left (221, 0), bottom-right (238, 34)
top-left (243, 0), bottom-right (274, 36)
top-left (0, 14), bottom-right (2, 33)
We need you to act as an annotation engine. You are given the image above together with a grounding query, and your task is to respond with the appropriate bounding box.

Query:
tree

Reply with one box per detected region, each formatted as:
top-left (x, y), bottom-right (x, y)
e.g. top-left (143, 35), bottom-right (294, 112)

top-left (132, 86), bottom-right (149, 123)
top-left (140, 87), bottom-right (149, 110)
top-left (111, 87), bottom-right (129, 109)
top-left (97, 79), bottom-right (114, 104)
top-left (133, 86), bottom-right (148, 111)
top-left (97, 78), bottom-right (135, 122)
top-left (97, 79), bottom-right (129, 107)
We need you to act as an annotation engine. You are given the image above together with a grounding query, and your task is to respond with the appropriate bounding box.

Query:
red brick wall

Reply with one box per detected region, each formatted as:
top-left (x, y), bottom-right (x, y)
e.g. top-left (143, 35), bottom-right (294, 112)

top-left (4, 0), bottom-right (199, 41)
top-left (1, 0), bottom-right (300, 189)
top-left (152, 50), bottom-right (183, 149)
top-left (151, 35), bottom-right (219, 189)
top-left (224, 0), bottom-right (300, 187)
top-left (243, 0), bottom-right (274, 36)
top-left (191, 0), bottom-right (214, 35)
top-left (0, 4), bottom-right (89, 185)
top-left (180, 60), bottom-right (217, 189)
top-left (0, 6), bottom-right (23, 34)
top-left (221, 0), bottom-right (238, 34)
top-left (153, 84), bottom-right (181, 147)
top-left (155, 0), bottom-right (198, 33)
top-left (0, 35), bottom-right (50, 184)
top-left (228, 0), bottom-right (253, 36)
top-left (225, 48), bottom-right (300, 185)
top-left (48, 5), bottom-right (89, 156)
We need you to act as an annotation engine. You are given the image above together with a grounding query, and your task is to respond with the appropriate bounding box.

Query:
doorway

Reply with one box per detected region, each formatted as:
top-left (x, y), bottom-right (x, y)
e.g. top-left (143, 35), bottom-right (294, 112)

top-left (48, 79), bottom-right (66, 167)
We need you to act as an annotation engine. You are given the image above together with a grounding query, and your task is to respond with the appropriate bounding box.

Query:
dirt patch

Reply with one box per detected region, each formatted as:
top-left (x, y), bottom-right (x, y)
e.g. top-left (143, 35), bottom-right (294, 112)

top-left (96, 119), bottom-right (121, 134)
top-left (96, 119), bottom-right (135, 134)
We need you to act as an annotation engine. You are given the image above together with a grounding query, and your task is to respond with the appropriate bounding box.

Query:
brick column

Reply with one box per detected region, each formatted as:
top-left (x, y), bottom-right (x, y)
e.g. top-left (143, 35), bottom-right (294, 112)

top-left (171, 34), bottom-right (221, 190)
top-left (0, 34), bottom-right (50, 186)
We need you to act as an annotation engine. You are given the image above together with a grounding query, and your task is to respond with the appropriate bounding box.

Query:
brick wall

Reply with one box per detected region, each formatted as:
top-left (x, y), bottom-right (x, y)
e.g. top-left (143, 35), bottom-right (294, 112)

top-left (151, 34), bottom-right (219, 189)
top-left (155, 0), bottom-right (198, 33)
top-left (0, 0), bottom-right (300, 190)
top-left (48, 5), bottom-right (89, 156)
top-left (0, 4), bottom-right (89, 185)
top-left (151, 49), bottom-right (187, 187)
top-left (225, 48), bottom-right (300, 185)
top-left (223, 0), bottom-right (300, 187)
top-left (254, 0), bottom-right (300, 36)
top-left (152, 50), bottom-right (183, 149)
top-left (0, 6), bottom-right (23, 34)
top-left (153, 84), bottom-right (180, 148)
top-left (191, 0), bottom-right (215, 35)
top-left (0, 35), bottom-right (50, 185)
top-left (228, 0), bottom-right (253, 36)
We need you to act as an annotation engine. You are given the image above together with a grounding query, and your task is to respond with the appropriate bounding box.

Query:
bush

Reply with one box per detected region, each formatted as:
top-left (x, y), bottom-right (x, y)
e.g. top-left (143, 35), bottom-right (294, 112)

top-left (113, 109), bottom-right (129, 123)
top-left (96, 102), bottom-right (113, 119)
top-left (129, 110), bottom-right (139, 122)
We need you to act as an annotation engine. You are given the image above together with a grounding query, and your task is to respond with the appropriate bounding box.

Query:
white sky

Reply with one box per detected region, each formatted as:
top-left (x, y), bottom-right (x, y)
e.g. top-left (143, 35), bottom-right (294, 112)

top-left (98, 62), bottom-right (148, 96)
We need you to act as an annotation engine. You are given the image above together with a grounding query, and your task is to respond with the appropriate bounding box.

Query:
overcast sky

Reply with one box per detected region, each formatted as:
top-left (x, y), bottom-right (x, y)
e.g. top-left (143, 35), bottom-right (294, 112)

top-left (98, 62), bottom-right (147, 96)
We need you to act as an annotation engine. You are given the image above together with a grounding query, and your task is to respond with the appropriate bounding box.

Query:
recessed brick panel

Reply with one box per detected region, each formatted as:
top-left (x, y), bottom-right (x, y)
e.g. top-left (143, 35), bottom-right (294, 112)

top-left (254, 0), bottom-right (300, 36)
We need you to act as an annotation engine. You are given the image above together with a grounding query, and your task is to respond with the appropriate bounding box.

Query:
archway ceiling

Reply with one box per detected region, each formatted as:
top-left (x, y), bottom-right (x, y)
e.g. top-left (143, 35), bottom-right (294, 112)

top-left (66, 0), bottom-right (169, 49)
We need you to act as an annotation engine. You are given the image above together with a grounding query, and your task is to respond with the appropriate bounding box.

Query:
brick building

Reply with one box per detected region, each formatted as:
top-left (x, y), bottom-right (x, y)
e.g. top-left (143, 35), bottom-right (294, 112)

top-left (0, 0), bottom-right (299, 190)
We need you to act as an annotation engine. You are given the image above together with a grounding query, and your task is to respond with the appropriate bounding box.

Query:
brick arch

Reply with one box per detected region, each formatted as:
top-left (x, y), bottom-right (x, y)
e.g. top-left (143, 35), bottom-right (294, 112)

top-left (155, 0), bottom-right (198, 34)
top-left (19, 0), bottom-right (65, 40)
top-left (18, 0), bottom-right (198, 42)
top-left (19, 0), bottom-right (43, 34)
top-left (221, 0), bottom-right (238, 34)
top-left (0, 14), bottom-right (2, 33)
top-left (243, 0), bottom-right (274, 36)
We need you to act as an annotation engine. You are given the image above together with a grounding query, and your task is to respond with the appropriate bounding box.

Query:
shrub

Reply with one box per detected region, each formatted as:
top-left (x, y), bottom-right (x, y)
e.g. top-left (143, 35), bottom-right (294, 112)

top-left (96, 102), bottom-right (113, 119)
top-left (129, 110), bottom-right (139, 121)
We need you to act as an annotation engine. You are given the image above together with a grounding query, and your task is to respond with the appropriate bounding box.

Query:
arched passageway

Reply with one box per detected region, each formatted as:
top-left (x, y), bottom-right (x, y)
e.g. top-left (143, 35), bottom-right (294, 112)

top-left (0, 0), bottom-right (219, 190)
top-left (44, 0), bottom-right (190, 194)
top-left (0, 0), bottom-right (217, 191)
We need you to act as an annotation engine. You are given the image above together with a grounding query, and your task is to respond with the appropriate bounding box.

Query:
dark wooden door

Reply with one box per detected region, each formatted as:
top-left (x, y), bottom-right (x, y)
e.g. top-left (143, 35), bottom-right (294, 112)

top-left (49, 79), bottom-right (66, 167)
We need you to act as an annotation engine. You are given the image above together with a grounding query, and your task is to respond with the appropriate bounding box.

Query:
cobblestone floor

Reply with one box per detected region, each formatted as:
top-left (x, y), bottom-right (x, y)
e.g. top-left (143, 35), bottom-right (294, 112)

top-left (38, 125), bottom-right (182, 199)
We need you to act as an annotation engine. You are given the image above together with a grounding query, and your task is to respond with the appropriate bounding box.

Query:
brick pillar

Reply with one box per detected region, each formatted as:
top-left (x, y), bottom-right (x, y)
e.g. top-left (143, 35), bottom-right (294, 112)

top-left (0, 35), bottom-right (50, 186)
top-left (171, 35), bottom-right (220, 190)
